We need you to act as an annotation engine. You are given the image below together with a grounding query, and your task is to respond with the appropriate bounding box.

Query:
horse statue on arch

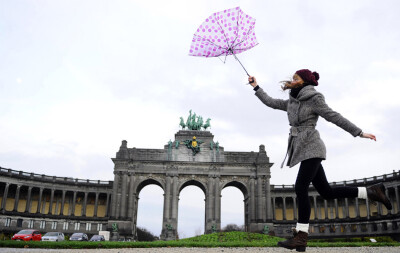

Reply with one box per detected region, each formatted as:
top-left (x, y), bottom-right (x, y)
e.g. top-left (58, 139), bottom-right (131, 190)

top-left (179, 117), bottom-right (186, 129)
top-left (203, 118), bottom-right (211, 130)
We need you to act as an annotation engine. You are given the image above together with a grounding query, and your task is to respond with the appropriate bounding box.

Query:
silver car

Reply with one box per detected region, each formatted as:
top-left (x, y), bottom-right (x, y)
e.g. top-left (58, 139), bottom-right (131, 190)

top-left (41, 232), bottom-right (65, 242)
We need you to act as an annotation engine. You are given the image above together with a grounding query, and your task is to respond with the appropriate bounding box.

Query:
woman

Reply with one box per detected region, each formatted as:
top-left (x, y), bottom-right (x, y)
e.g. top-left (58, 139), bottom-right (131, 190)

top-left (249, 70), bottom-right (392, 252)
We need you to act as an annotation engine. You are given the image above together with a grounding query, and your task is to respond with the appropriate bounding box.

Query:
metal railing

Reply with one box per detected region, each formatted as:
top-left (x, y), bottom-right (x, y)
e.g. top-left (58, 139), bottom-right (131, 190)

top-left (0, 166), bottom-right (112, 186)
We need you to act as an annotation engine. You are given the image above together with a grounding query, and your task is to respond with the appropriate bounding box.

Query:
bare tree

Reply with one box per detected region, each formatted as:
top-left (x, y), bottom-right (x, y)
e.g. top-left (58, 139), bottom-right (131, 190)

top-left (137, 227), bottom-right (157, 241)
top-left (222, 224), bottom-right (244, 232)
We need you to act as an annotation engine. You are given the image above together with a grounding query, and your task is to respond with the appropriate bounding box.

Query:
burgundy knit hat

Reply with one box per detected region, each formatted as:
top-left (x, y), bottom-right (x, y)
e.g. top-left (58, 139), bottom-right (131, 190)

top-left (295, 69), bottom-right (319, 86)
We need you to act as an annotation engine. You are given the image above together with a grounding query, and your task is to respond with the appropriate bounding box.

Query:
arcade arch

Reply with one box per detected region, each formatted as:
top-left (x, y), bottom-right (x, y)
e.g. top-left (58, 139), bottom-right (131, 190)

top-left (136, 184), bottom-right (164, 238)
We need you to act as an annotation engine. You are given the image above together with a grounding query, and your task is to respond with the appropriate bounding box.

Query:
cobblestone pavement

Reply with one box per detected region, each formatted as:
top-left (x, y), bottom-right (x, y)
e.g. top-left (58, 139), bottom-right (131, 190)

top-left (1, 247), bottom-right (400, 253)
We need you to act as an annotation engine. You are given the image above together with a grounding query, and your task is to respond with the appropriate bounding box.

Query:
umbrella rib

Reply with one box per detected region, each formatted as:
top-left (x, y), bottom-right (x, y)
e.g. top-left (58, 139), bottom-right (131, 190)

top-left (193, 34), bottom-right (227, 51)
top-left (232, 43), bottom-right (259, 53)
top-left (232, 25), bottom-right (255, 51)
top-left (229, 10), bottom-right (242, 51)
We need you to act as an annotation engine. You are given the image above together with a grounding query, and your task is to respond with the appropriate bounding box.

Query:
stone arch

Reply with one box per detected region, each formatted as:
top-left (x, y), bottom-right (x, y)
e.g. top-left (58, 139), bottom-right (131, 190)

top-left (136, 178), bottom-right (165, 194)
top-left (178, 179), bottom-right (207, 196)
top-left (221, 180), bottom-right (249, 199)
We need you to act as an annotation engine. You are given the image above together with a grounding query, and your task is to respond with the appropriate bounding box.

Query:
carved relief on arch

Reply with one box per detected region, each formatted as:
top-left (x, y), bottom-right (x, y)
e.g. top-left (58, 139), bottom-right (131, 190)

top-left (166, 165), bottom-right (178, 171)
top-left (208, 165), bottom-right (220, 172)
top-left (128, 163), bottom-right (137, 170)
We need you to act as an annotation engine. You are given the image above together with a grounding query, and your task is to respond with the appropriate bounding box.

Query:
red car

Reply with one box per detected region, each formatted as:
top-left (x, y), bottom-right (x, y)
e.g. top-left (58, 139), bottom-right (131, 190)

top-left (11, 229), bottom-right (42, 241)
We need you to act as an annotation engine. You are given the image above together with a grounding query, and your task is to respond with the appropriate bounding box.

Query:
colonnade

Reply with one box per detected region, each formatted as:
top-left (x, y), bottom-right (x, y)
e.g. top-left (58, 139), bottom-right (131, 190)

top-left (0, 182), bottom-right (111, 218)
top-left (271, 185), bottom-right (399, 221)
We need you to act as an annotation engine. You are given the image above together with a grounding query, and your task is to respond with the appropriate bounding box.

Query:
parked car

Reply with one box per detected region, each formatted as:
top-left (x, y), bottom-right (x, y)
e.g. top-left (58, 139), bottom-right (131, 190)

top-left (41, 232), bottom-right (65, 242)
top-left (69, 233), bottom-right (88, 241)
top-left (11, 229), bottom-right (42, 241)
top-left (90, 235), bottom-right (105, 241)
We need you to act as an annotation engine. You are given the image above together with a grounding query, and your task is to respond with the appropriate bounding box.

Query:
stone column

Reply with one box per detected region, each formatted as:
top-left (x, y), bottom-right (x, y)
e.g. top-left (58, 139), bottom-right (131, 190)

top-left (313, 196), bottom-right (318, 220)
top-left (394, 186), bottom-right (400, 214)
top-left (1, 183), bottom-right (10, 211)
top-left (334, 199), bottom-right (339, 219)
top-left (377, 203), bottom-right (382, 216)
top-left (344, 197), bottom-right (349, 218)
top-left (386, 187), bottom-right (394, 215)
top-left (36, 188), bottom-right (44, 213)
top-left (81, 192), bottom-right (88, 217)
top-left (355, 197), bottom-right (360, 218)
top-left (48, 189), bottom-right (55, 215)
top-left (205, 176), bottom-right (213, 232)
top-left (324, 200), bottom-right (328, 220)
top-left (60, 190), bottom-right (66, 215)
top-left (293, 196), bottom-right (297, 220)
top-left (94, 192), bottom-right (99, 217)
top-left (111, 171), bottom-right (121, 218)
top-left (265, 173), bottom-right (273, 220)
top-left (172, 176), bottom-right (179, 220)
top-left (207, 176), bottom-right (214, 221)
top-left (366, 198), bottom-right (370, 219)
top-left (214, 177), bottom-right (221, 229)
top-left (282, 197), bottom-right (287, 220)
top-left (105, 193), bottom-right (110, 217)
top-left (25, 186), bottom-right (32, 213)
top-left (272, 197), bottom-right (276, 220)
top-left (127, 173), bottom-right (136, 219)
top-left (257, 177), bottom-right (263, 221)
top-left (171, 175), bottom-right (179, 234)
top-left (13, 185), bottom-right (21, 212)
top-left (163, 176), bottom-right (172, 221)
top-left (161, 175), bottom-right (173, 240)
top-left (250, 177), bottom-right (256, 222)
top-left (71, 191), bottom-right (77, 216)
top-left (120, 172), bottom-right (129, 218)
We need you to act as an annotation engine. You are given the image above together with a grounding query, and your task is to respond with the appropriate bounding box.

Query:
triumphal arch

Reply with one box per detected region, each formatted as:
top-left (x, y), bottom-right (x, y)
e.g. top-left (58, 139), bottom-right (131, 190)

top-left (108, 112), bottom-right (274, 240)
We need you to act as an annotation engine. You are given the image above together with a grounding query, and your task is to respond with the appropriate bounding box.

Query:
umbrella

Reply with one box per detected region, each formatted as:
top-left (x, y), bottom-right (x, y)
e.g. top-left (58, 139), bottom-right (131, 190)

top-left (189, 6), bottom-right (258, 77)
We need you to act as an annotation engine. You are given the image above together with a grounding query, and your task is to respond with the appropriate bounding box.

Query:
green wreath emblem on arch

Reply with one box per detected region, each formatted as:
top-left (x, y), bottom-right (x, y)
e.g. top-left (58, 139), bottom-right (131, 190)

top-left (183, 136), bottom-right (203, 155)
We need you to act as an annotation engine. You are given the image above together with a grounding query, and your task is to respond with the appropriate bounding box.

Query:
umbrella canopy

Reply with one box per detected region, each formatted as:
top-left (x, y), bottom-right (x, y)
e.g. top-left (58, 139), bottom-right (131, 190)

top-left (189, 6), bottom-right (258, 75)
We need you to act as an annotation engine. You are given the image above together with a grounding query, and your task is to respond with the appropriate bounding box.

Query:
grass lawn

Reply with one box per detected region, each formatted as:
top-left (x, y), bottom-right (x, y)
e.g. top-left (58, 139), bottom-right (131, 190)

top-left (0, 232), bottom-right (399, 249)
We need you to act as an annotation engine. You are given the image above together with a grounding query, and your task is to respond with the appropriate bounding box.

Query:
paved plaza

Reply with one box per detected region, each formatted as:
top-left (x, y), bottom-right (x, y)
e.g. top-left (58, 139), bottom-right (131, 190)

top-left (1, 247), bottom-right (400, 253)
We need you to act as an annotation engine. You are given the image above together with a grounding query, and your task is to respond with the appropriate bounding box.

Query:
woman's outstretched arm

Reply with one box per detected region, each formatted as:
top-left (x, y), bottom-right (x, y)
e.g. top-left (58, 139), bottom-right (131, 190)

top-left (311, 93), bottom-right (376, 141)
top-left (249, 76), bottom-right (288, 111)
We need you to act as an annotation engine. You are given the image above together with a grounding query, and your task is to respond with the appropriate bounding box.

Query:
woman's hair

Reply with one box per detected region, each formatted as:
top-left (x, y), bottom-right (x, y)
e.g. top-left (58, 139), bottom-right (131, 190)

top-left (280, 80), bottom-right (292, 91)
top-left (279, 79), bottom-right (304, 91)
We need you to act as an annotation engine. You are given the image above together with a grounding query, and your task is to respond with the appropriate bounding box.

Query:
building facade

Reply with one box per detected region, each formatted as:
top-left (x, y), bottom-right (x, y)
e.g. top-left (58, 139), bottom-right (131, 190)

top-left (0, 129), bottom-right (399, 240)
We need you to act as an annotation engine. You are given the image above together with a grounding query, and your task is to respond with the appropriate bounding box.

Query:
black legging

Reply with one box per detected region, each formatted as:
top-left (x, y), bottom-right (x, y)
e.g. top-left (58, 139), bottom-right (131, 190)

top-left (295, 158), bottom-right (358, 223)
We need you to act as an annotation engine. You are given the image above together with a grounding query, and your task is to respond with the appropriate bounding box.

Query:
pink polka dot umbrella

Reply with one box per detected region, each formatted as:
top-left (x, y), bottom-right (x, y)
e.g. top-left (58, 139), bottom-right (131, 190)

top-left (189, 6), bottom-right (258, 77)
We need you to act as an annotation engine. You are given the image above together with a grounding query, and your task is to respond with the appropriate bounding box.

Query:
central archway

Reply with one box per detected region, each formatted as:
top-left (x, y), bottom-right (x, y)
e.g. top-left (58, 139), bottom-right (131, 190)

top-left (222, 181), bottom-right (249, 231)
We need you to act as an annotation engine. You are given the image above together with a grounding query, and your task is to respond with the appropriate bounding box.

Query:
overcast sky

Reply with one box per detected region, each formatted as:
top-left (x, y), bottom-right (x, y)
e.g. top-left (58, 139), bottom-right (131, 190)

top-left (1, 0), bottom-right (400, 238)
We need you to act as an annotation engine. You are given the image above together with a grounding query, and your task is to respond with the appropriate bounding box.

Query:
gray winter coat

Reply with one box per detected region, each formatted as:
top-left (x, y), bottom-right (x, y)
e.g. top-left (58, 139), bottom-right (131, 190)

top-left (255, 85), bottom-right (362, 167)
